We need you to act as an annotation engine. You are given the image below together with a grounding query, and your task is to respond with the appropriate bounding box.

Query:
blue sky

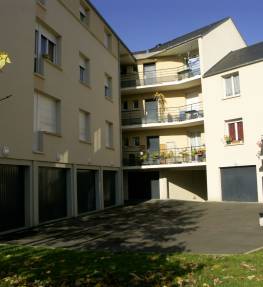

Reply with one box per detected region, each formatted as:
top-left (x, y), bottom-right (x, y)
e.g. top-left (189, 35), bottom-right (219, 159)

top-left (90, 0), bottom-right (263, 52)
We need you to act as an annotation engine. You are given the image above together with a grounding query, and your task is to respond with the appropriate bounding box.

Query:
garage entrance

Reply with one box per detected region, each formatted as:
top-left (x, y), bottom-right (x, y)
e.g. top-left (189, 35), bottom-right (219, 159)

top-left (0, 165), bottom-right (26, 232)
top-left (221, 166), bottom-right (258, 202)
top-left (128, 171), bottom-right (159, 200)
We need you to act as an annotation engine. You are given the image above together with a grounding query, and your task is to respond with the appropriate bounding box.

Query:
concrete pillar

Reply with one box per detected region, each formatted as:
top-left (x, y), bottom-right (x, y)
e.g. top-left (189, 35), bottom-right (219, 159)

top-left (32, 161), bottom-right (39, 226)
top-left (159, 177), bottom-right (168, 199)
top-left (69, 165), bottom-right (78, 217)
top-left (116, 169), bottom-right (124, 205)
top-left (97, 168), bottom-right (104, 210)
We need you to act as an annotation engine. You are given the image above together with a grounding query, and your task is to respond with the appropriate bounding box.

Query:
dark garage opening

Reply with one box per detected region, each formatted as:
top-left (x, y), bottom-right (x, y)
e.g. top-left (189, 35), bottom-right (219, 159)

top-left (128, 171), bottom-right (159, 201)
top-left (39, 167), bottom-right (68, 223)
top-left (0, 165), bottom-right (26, 232)
top-left (221, 165), bottom-right (258, 202)
top-left (103, 171), bottom-right (116, 208)
top-left (77, 169), bottom-right (97, 214)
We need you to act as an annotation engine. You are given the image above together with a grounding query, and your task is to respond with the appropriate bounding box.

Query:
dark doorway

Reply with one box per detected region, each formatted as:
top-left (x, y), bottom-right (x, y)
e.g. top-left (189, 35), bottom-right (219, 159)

top-left (0, 165), bottom-right (26, 232)
top-left (221, 166), bottom-right (258, 202)
top-left (38, 167), bottom-right (67, 223)
top-left (77, 169), bottom-right (96, 214)
top-left (103, 171), bottom-right (116, 208)
top-left (128, 171), bottom-right (159, 200)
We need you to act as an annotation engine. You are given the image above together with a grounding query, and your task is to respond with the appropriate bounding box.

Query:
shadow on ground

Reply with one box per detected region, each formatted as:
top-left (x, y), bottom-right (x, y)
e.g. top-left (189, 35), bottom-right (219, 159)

top-left (0, 201), bottom-right (205, 253)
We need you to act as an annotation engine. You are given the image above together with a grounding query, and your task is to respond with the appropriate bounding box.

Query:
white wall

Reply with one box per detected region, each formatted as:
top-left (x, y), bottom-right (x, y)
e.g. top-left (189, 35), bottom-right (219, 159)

top-left (203, 61), bottom-right (263, 202)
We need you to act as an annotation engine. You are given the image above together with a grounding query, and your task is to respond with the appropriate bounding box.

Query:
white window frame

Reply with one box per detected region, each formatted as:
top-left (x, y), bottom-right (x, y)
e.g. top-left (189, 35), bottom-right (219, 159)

top-left (223, 73), bottom-right (241, 98)
top-left (34, 93), bottom-right (60, 135)
top-left (79, 110), bottom-right (91, 142)
top-left (225, 118), bottom-right (244, 143)
top-left (79, 54), bottom-right (90, 85)
top-left (79, 2), bottom-right (90, 26)
top-left (106, 121), bottom-right (114, 148)
top-left (104, 29), bottom-right (112, 50)
top-left (105, 74), bottom-right (112, 99)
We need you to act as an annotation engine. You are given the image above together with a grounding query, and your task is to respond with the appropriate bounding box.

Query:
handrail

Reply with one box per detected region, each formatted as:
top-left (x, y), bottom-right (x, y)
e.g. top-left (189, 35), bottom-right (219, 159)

top-left (123, 145), bottom-right (206, 166)
top-left (122, 102), bottom-right (204, 126)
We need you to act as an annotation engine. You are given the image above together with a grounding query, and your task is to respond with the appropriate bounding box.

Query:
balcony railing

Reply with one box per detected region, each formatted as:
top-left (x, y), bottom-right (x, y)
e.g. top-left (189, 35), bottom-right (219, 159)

top-left (122, 102), bottom-right (203, 126)
top-left (123, 145), bottom-right (206, 166)
top-left (121, 65), bottom-right (201, 89)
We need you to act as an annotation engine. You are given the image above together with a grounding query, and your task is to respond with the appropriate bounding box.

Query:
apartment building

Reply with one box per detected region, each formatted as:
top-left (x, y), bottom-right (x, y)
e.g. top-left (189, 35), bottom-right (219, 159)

top-left (120, 18), bottom-right (247, 202)
top-left (0, 0), bottom-right (134, 233)
top-left (203, 42), bottom-right (263, 202)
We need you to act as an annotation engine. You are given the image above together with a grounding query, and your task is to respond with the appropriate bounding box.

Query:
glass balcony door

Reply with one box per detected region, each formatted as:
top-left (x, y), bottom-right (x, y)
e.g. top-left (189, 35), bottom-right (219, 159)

top-left (144, 63), bottom-right (156, 85)
top-left (145, 99), bottom-right (158, 123)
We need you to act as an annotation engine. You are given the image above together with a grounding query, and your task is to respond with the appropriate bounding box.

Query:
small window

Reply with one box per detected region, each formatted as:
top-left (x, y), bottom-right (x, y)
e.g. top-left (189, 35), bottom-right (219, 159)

top-left (104, 30), bottom-right (112, 50)
top-left (106, 121), bottom-right (113, 148)
top-left (79, 110), bottom-right (91, 142)
top-left (132, 100), bottom-right (139, 110)
top-left (131, 136), bottom-right (140, 146)
top-left (122, 101), bottom-right (128, 110)
top-left (79, 55), bottom-right (90, 85)
top-left (224, 73), bottom-right (240, 97)
top-left (105, 75), bottom-right (112, 99)
top-left (225, 119), bottom-right (244, 144)
top-left (79, 3), bottom-right (89, 25)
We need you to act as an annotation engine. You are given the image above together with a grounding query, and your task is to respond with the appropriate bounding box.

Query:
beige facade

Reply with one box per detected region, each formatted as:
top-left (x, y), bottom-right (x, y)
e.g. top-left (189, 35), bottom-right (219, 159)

top-left (0, 0), bottom-right (130, 233)
top-left (203, 61), bottom-right (263, 202)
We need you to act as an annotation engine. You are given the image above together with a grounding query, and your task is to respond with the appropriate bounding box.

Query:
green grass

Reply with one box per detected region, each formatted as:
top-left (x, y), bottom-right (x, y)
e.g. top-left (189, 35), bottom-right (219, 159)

top-left (0, 244), bottom-right (263, 286)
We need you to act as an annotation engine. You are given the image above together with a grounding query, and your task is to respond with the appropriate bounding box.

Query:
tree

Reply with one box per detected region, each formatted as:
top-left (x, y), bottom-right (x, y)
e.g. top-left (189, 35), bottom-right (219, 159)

top-left (154, 92), bottom-right (166, 122)
top-left (0, 52), bottom-right (11, 71)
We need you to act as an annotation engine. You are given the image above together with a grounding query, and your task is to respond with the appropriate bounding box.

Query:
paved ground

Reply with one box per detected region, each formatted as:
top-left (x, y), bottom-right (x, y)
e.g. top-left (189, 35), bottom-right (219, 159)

top-left (1, 200), bottom-right (263, 254)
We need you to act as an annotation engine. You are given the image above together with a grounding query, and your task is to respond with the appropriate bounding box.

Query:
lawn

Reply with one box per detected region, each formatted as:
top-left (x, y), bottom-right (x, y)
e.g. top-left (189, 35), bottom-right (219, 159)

top-left (0, 244), bottom-right (262, 286)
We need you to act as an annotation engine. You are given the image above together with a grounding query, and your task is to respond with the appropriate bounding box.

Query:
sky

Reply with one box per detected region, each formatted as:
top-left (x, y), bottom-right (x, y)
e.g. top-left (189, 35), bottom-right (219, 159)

top-left (90, 0), bottom-right (263, 52)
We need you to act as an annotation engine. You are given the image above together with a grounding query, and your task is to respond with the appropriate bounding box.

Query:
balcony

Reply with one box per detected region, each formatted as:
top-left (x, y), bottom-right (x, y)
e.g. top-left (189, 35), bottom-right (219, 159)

top-left (121, 64), bottom-right (201, 90)
top-left (123, 145), bottom-right (206, 167)
top-left (122, 102), bottom-right (204, 128)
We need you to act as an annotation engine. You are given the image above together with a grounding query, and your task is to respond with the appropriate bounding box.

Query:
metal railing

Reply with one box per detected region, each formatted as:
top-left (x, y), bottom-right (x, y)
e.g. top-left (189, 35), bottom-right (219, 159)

top-left (121, 65), bottom-right (201, 89)
top-left (123, 145), bottom-right (206, 166)
top-left (122, 102), bottom-right (203, 126)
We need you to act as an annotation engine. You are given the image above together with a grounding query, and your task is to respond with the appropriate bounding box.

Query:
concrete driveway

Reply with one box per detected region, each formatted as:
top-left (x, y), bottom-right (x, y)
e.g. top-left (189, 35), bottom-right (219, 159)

top-left (1, 200), bottom-right (263, 254)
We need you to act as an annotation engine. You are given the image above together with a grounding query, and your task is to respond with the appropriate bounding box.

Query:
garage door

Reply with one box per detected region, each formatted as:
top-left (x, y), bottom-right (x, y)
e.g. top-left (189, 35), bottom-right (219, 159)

top-left (38, 167), bottom-right (67, 223)
top-left (0, 165), bottom-right (26, 232)
top-left (221, 166), bottom-right (258, 202)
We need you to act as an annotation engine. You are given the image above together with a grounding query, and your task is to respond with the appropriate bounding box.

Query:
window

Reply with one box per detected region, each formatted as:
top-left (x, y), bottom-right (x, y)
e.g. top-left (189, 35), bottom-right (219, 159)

top-left (132, 100), bottom-right (139, 110)
top-left (34, 94), bottom-right (59, 134)
top-left (79, 3), bottom-right (89, 25)
top-left (35, 23), bottom-right (60, 73)
top-left (104, 30), bottom-right (112, 50)
top-left (224, 73), bottom-right (240, 97)
top-left (226, 119), bottom-right (244, 144)
top-left (106, 121), bottom-right (113, 148)
top-left (79, 55), bottom-right (90, 85)
top-left (131, 136), bottom-right (140, 146)
top-left (105, 75), bottom-right (112, 99)
top-left (122, 101), bottom-right (128, 111)
top-left (37, 0), bottom-right (46, 6)
top-left (79, 110), bottom-right (91, 142)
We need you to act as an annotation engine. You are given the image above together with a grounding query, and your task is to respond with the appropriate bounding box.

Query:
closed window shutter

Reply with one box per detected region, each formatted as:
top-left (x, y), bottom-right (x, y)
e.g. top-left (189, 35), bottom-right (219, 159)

top-left (38, 95), bottom-right (57, 133)
top-left (233, 74), bottom-right (240, 95)
top-left (228, 123), bottom-right (236, 141)
top-left (237, 121), bottom-right (244, 141)
top-left (225, 77), bottom-right (233, 97)
top-left (79, 111), bottom-right (89, 141)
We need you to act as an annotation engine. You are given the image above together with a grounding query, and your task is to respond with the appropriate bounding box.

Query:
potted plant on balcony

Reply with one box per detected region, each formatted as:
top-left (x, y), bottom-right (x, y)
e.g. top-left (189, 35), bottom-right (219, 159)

top-left (154, 92), bottom-right (166, 122)
top-left (139, 152), bottom-right (148, 165)
top-left (180, 149), bottom-right (190, 163)
top-left (151, 151), bottom-right (160, 165)
top-left (224, 135), bottom-right (232, 145)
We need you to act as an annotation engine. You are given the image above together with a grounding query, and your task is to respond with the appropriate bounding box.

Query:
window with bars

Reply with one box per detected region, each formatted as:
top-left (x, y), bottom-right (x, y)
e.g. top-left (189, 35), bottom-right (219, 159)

top-left (224, 73), bottom-right (240, 97)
